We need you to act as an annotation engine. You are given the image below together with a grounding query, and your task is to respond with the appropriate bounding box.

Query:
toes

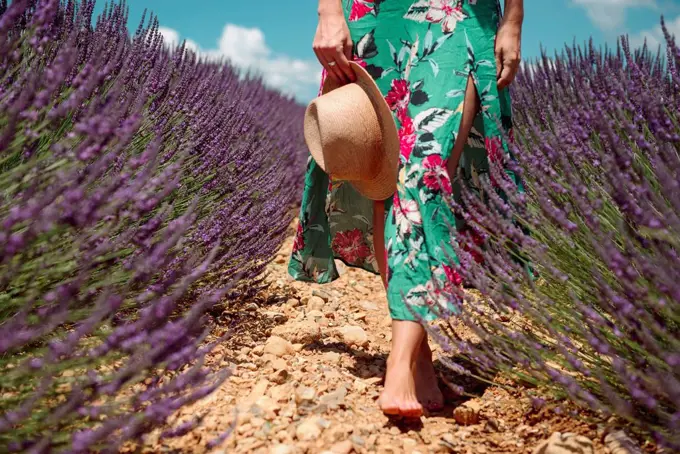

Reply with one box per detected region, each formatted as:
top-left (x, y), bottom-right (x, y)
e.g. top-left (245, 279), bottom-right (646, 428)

top-left (379, 396), bottom-right (402, 416)
top-left (381, 405), bottom-right (401, 416)
top-left (402, 400), bottom-right (423, 418)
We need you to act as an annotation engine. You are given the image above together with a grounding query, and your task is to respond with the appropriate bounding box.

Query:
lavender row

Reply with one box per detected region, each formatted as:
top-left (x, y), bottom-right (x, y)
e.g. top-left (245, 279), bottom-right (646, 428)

top-left (427, 20), bottom-right (679, 449)
top-left (0, 0), bottom-right (306, 452)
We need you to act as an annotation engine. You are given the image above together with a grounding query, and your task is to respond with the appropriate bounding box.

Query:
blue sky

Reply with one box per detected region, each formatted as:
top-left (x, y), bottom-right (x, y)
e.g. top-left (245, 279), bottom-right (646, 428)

top-left (101, 0), bottom-right (680, 101)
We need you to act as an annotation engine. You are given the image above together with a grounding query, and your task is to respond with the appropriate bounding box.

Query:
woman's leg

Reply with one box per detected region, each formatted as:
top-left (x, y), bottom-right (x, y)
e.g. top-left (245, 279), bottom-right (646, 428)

top-left (375, 200), bottom-right (441, 414)
top-left (447, 75), bottom-right (480, 181)
top-left (374, 201), bottom-right (424, 416)
top-left (378, 320), bottom-right (426, 417)
top-left (415, 75), bottom-right (481, 412)
top-left (373, 201), bottom-right (387, 288)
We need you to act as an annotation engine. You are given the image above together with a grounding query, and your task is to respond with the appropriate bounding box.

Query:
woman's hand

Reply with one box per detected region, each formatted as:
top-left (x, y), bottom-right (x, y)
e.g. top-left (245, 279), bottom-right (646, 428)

top-left (495, 20), bottom-right (522, 90)
top-left (313, 1), bottom-right (356, 84)
top-left (495, 0), bottom-right (523, 90)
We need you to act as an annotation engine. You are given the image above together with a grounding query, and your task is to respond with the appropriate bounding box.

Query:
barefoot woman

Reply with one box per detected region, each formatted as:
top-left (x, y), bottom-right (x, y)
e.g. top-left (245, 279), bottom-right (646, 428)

top-left (290, 0), bottom-right (523, 417)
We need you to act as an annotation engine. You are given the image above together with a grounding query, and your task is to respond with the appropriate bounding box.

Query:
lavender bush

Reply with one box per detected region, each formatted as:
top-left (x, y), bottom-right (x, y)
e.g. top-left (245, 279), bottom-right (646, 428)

top-left (0, 0), bottom-right (306, 451)
top-left (431, 20), bottom-right (679, 449)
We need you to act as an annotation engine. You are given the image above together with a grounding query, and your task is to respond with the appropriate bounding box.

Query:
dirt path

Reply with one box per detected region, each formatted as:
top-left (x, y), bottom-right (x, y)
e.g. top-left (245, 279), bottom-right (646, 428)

top-left (145, 225), bottom-right (607, 454)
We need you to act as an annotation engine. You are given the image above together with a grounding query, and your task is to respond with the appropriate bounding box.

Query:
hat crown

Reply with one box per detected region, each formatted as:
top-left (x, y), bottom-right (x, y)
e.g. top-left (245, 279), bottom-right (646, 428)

top-left (303, 62), bottom-right (399, 201)
top-left (305, 83), bottom-right (382, 181)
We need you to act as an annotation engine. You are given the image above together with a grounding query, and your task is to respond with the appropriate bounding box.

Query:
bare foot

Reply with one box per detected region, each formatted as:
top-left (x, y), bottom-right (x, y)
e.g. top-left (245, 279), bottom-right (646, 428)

top-left (415, 341), bottom-right (444, 411)
top-left (378, 356), bottom-right (423, 418)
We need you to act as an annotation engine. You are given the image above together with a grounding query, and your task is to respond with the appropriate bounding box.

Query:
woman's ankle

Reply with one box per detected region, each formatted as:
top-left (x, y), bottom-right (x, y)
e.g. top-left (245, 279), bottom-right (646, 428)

top-left (386, 351), bottom-right (415, 368)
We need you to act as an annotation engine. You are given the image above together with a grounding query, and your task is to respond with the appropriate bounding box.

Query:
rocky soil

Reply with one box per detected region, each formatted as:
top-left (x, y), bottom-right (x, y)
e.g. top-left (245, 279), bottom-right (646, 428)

top-left (141, 224), bottom-right (653, 454)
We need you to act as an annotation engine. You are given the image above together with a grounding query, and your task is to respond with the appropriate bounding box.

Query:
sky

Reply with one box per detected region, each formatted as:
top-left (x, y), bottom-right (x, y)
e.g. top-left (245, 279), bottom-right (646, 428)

top-left (97, 0), bottom-right (680, 102)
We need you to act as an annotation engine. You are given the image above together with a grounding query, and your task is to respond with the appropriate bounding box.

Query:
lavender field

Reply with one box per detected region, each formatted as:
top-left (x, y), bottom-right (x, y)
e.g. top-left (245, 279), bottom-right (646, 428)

top-left (0, 0), bottom-right (678, 453)
top-left (437, 26), bottom-right (680, 450)
top-left (0, 0), bottom-right (306, 451)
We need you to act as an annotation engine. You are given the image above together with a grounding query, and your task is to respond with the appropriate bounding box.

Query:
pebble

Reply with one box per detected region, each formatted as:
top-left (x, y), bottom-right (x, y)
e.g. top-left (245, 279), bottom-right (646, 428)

top-left (337, 325), bottom-right (369, 347)
top-left (272, 320), bottom-right (322, 344)
top-left (296, 418), bottom-right (323, 441)
top-left (312, 289), bottom-right (332, 301)
top-left (307, 309), bottom-right (324, 320)
top-left (270, 369), bottom-right (289, 384)
top-left (270, 444), bottom-right (296, 454)
top-left (307, 295), bottom-right (326, 310)
top-left (454, 400), bottom-right (481, 426)
top-left (319, 386), bottom-right (347, 409)
top-left (330, 440), bottom-right (354, 454)
top-left (323, 351), bottom-right (341, 364)
top-left (402, 438), bottom-right (418, 450)
top-left (358, 300), bottom-right (379, 311)
top-left (350, 435), bottom-right (365, 446)
top-left (295, 386), bottom-right (317, 405)
top-left (270, 383), bottom-right (293, 402)
top-left (264, 336), bottom-right (295, 357)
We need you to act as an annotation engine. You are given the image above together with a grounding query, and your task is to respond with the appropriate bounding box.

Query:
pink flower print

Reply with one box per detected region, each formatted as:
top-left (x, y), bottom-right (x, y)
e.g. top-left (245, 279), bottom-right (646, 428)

top-left (350, 0), bottom-right (374, 21)
top-left (426, 0), bottom-right (467, 33)
top-left (385, 79), bottom-right (411, 112)
top-left (398, 113), bottom-right (416, 161)
top-left (293, 223), bottom-right (305, 253)
top-left (442, 264), bottom-right (463, 287)
top-left (422, 154), bottom-right (453, 194)
top-left (332, 228), bottom-right (371, 263)
top-left (393, 191), bottom-right (422, 236)
top-left (353, 57), bottom-right (368, 68)
top-left (485, 136), bottom-right (504, 163)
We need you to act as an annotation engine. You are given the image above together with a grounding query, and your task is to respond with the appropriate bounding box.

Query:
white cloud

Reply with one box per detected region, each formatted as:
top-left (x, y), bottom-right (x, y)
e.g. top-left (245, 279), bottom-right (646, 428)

top-left (158, 26), bottom-right (200, 53)
top-left (628, 14), bottom-right (680, 49)
top-left (158, 25), bottom-right (321, 102)
top-left (571, 0), bottom-right (657, 31)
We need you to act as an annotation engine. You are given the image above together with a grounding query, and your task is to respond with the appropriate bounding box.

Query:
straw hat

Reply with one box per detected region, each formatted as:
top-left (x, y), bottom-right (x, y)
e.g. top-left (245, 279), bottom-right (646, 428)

top-left (303, 62), bottom-right (399, 201)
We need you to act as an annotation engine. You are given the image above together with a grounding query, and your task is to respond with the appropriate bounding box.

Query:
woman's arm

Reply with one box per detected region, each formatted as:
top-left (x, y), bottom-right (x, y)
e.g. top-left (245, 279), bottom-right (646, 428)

top-left (496, 0), bottom-right (524, 89)
top-left (313, 0), bottom-right (355, 84)
top-left (503, 0), bottom-right (524, 27)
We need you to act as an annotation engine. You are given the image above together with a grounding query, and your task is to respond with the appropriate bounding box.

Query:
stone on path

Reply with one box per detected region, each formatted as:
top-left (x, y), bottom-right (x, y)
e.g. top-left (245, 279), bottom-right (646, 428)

top-left (296, 417), bottom-right (323, 441)
top-left (337, 325), bottom-right (369, 347)
top-left (532, 432), bottom-right (594, 454)
top-left (319, 385), bottom-right (347, 410)
top-left (272, 320), bottom-right (322, 345)
top-left (295, 386), bottom-right (316, 405)
top-left (330, 440), bottom-right (354, 454)
top-left (270, 369), bottom-right (288, 384)
top-left (270, 444), bottom-right (296, 454)
top-left (264, 336), bottom-right (294, 357)
top-left (307, 295), bottom-right (326, 310)
top-left (358, 300), bottom-right (379, 311)
top-left (453, 400), bottom-right (481, 426)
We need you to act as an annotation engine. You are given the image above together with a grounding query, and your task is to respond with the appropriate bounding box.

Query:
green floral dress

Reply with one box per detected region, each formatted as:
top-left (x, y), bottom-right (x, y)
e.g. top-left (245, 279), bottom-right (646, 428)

top-left (288, 0), bottom-right (522, 321)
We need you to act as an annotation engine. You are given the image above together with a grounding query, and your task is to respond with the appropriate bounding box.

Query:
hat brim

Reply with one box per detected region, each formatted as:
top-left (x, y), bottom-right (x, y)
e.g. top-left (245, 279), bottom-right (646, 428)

top-left (321, 62), bottom-right (399, 201)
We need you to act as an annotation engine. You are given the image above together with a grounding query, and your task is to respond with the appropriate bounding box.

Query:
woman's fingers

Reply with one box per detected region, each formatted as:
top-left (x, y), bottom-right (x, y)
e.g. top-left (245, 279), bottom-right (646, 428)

top-left (334, 45), bottom-right (355, 83)
top-left (329, 55), bottom-right (350, 84)
top-left (497, 54), bottom-right (520, 89)
top-left (496, 48), bottom-right (520, 89)
top-left (312, 13), bottom-right (356, 85)
top-left (341, 41), bottom-right (357, 82)
top-left (317, 48), bottom-right (346, 84)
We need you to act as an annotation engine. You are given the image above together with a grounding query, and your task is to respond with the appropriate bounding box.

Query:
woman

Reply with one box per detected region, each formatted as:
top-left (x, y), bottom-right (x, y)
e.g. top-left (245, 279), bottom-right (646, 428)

top-left (289, 0), bottom-right (523, 417)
